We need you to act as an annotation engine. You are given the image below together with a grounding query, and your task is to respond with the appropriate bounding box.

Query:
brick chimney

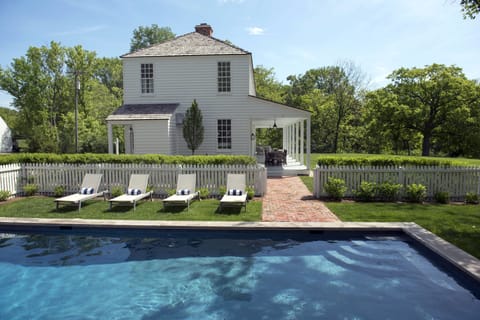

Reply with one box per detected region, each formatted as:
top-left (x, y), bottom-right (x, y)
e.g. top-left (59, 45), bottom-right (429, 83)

top-left (195, 23), bottom-right (213, 37)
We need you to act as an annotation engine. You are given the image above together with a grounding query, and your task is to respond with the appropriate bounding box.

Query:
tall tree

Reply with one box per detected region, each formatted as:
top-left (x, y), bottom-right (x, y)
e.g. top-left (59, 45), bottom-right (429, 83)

top-left (130, 24), bottom-right (175, 52)
top-left (0, 42), bottom-right (122, 153)
top-left (460, 0), bottom-right (480, 19)
top-left (182, 99), bottom-right (204, 155)
top-left (386, 64), bottom-right (479, 156)
top-left (286, 61), bottom-right (366, 153)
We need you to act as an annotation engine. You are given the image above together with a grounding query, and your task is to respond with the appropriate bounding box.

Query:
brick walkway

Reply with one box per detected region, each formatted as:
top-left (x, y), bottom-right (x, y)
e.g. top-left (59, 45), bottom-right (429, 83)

top-left (262, 176), bottom-right (340, 222)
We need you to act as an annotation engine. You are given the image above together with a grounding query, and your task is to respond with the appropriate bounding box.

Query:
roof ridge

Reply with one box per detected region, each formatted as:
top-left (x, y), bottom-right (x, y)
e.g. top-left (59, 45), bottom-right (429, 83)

top-left (121, 31), bottom-right (250, 58)
top-left (120, 32), bottom-right (196, 58)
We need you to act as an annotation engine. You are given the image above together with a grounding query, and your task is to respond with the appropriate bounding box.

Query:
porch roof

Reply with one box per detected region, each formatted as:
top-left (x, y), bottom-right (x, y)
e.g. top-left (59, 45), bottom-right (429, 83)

top-left (106, 103), bottom-right (179, 121)
top-left (248, 95), bottom-right (310, 128)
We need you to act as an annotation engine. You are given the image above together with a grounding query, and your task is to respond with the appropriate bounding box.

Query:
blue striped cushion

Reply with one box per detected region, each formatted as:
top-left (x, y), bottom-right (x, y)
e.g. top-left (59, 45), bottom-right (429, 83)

top-left (228, 189), bottom-right (243, 196)
top-left (176, 189), bottom-right (190, 195)
top-left (127, 188), bottom-right (142, 195)
top-left (80, 187), bottom-right (94, 194)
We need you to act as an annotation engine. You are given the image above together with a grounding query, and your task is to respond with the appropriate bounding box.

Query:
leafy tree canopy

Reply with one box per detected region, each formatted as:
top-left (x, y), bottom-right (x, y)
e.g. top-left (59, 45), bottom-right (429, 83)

top-left (460, 0), bottom-right (480, 19)
top-left (130, 24), bottom-right (175, 52)
top-left (371, 64), bottom-right (480, 157)
top-left (0, 41), bottom-right (123, 153)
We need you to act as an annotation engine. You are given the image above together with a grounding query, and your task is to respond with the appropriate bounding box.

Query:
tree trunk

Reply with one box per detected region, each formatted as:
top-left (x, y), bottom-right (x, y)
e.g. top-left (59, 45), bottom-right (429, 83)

top-left (421, 132), bottom-right (431, 156)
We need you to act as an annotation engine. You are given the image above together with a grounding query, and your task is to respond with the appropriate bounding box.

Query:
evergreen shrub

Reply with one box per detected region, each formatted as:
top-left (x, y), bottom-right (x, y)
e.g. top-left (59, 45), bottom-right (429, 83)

top-left (53, 185), bottom-right (65, 197)
top-left (324, 178), bottom-right (347, 201)
top-left (0, 190), bottom-right (10, 201)
top-left (23, 184), bottom-right (38, 196)
top-left (353, 181), bottom-right (377, 202)
top-left (0, 153), bottom-right (256, 165)
top-left (405, 184), bottom-right (427, 203)
top-left (434, 191), bottom-right (450, 204)
top-left (465, 192), bottom-right (479, 204)
top-left (377, 182), bottom-right (402, 202)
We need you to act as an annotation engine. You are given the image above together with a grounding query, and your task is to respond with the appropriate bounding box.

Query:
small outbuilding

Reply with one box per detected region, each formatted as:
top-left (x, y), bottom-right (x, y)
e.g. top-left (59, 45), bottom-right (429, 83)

top-left (0, 116), bottom-right (13, 153)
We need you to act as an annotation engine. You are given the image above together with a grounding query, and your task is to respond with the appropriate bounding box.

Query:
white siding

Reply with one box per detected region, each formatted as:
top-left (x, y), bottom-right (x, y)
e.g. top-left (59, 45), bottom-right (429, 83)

top-left (120, 54), bottom-right (308, 157)
top-left (123, 55), bottom-right (251, 104)
top-left (132, 120), bottom-right (170, 154)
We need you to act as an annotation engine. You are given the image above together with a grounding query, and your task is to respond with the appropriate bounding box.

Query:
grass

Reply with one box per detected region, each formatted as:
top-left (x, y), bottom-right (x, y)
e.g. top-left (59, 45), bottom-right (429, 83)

top-left (0, 196), bottom-right (262, 221)
top-left (310, 153), bottom-right (480, 169)
top-left (325, 201), bottom-right (480, 259)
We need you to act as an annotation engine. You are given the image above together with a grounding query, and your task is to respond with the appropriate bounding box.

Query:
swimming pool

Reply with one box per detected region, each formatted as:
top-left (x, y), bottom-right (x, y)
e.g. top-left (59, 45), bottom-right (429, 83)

top-left (0, 226), bottom-right (479, 319)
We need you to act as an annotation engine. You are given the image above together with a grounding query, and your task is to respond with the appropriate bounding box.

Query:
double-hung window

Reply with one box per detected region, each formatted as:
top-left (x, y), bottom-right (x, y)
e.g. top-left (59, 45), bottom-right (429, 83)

top-left (217, 119), bottom-right (232, 150)
top-left (141, 63), bottom-right (154, 94)
top-left (217, 61), bottom-right (231, 93)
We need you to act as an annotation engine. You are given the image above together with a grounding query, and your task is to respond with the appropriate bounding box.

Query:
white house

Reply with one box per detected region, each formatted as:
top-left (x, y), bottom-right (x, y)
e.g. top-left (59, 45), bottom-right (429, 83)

top-left (0, 116), bottom-right (12, 153)
top-left (106, 23), bottom-right (311, 169)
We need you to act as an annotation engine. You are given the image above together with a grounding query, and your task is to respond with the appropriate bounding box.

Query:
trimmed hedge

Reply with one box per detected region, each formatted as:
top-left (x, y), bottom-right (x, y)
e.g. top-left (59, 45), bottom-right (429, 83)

top-left (0, 153), bottom-right (257, 165)
top-left (317, 155), bottom-right (455, 167)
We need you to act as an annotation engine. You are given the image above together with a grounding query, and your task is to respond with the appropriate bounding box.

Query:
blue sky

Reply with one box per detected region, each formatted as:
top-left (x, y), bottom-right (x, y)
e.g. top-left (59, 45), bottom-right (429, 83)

top-left (0, 0), bottom-right (478, 108)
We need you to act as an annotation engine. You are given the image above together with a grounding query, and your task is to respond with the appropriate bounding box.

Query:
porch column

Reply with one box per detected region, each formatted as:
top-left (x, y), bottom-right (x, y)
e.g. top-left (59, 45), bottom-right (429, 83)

top-left (295, 122), bottom-right (299, 162)
top-left (287, 125), bottom-right (291, 159)
top-left (107, 122), bottom-right (113, 154)
top-left (300, 120), bottom-right (305, 165)
top-left (307, 116), bottom-right (311, 170)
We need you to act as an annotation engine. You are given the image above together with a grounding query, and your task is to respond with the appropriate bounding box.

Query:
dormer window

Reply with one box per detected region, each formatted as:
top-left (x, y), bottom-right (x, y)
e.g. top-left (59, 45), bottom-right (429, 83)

top-left (141, 63), bottom-right (154, 94)
top-left (218, 61), bottom-right (231, 92)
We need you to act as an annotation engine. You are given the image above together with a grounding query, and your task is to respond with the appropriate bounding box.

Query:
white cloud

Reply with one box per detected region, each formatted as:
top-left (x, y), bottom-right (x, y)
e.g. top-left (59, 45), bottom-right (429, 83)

top-left (246, 26), bottom-right (265, 36)
top-left (218, 0), bottom-right (245, 4)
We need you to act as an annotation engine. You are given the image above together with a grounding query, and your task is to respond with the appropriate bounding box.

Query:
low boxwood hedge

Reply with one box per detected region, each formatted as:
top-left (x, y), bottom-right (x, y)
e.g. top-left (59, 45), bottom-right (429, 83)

top-left (317, 155), bottom-right (454, 167)
top-left (0, 153), bottom-right (257, 165)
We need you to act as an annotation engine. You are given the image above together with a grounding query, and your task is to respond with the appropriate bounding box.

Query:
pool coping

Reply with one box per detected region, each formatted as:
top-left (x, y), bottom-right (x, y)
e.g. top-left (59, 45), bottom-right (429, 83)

top-left (0, 217), bottom-right (479, 283)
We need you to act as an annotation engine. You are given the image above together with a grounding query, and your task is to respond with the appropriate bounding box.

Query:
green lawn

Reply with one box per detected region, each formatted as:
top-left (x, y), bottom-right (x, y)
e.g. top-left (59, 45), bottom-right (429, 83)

top-left (325, 201), bottom-right (480, 259)
top-left (0, 197), bottom-right (262, 221)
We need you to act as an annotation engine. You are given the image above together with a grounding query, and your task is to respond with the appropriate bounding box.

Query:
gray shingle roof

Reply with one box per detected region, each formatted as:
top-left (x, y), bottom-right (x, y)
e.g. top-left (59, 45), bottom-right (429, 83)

top-left (106, 103), bottom-right (179, 121)
top-left (121, 32), bottom-right (250, 58)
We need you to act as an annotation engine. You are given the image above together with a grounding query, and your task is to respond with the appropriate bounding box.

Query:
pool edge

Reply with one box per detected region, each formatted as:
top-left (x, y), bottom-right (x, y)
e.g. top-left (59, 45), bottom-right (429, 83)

top-left (0, 217), bottom-right (479, 283)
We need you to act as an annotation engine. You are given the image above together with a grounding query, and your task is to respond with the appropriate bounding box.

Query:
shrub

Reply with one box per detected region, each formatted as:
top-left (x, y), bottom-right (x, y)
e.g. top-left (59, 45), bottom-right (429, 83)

top-left (246, 186), bottom-right (255, 200)
top-left (324, 178), bottom-right (347, 201)
top-left (0, 190), bottom-right (11, 201)
top-left (434, 191), bottom-right (450, 204)
top-left (405, 184), bottom-right (427, 203)
top-left (23, 184), bottom-right (38, 196)
top-left (53, 185), bottom-right (65, 197)
top-left (316, 155), bottom-right (454, 167)
top-left (198, 188), bottom-right (210, 200)
top-left (111, 186), bottom-right (124, 198)
top-left (377, 182), bottom-right (403, 202)
top-left (0, 153), bottom-right (256, 166)
top-left (353, 181), bottom-right (377, 202)
top-left (218, 186), bottom-right (227, 198)
top-left (165, 188), bottom-right (176, 197)
top-left (465, 192), bottom-right (479, 204)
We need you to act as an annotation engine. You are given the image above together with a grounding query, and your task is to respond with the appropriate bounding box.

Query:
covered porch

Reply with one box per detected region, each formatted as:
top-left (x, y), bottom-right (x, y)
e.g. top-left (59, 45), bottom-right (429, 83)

top-left (251, 115), bottom-right (311, 176)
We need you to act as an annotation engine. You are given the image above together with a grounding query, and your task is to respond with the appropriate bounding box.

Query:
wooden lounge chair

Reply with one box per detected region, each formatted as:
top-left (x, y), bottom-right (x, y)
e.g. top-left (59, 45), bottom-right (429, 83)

top-left (54, 174), bottom-right (107, 211)
top-left (108, 174), bottom-right (152, 211)
top-left (220, 173), bottom-right (247, 212)
top-left (162, 174), bottom-right (199, 211)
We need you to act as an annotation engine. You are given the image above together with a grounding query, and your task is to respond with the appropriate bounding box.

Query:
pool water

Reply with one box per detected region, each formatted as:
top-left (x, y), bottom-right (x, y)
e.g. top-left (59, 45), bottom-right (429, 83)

top-left (0, 228), bottom-right (479, 320)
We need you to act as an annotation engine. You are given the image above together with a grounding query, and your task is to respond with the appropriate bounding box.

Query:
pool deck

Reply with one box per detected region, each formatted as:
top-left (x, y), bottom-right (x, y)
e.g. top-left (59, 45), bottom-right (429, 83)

top-left (0, 217), bottom-right (479, 283)
top-left (262, 176), bottom-right (339, 222)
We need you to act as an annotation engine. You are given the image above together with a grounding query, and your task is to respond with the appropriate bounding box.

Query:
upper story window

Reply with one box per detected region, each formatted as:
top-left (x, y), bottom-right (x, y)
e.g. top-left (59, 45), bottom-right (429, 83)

top-left (141, 63), bottom-right (154, 94)
top-left (218, 61), bottom-right (231, 93)
top-left (217, 119), bottom-right (232, 150)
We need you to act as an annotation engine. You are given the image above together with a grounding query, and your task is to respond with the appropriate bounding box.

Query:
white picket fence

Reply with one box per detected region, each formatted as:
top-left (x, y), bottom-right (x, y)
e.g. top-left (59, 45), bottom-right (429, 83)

top-left (314, 165), bottom-right (480, 200)
top-left (0, 164), bottom-right (21, 198)
top-left (0, 163), bottom-right (267, 197)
